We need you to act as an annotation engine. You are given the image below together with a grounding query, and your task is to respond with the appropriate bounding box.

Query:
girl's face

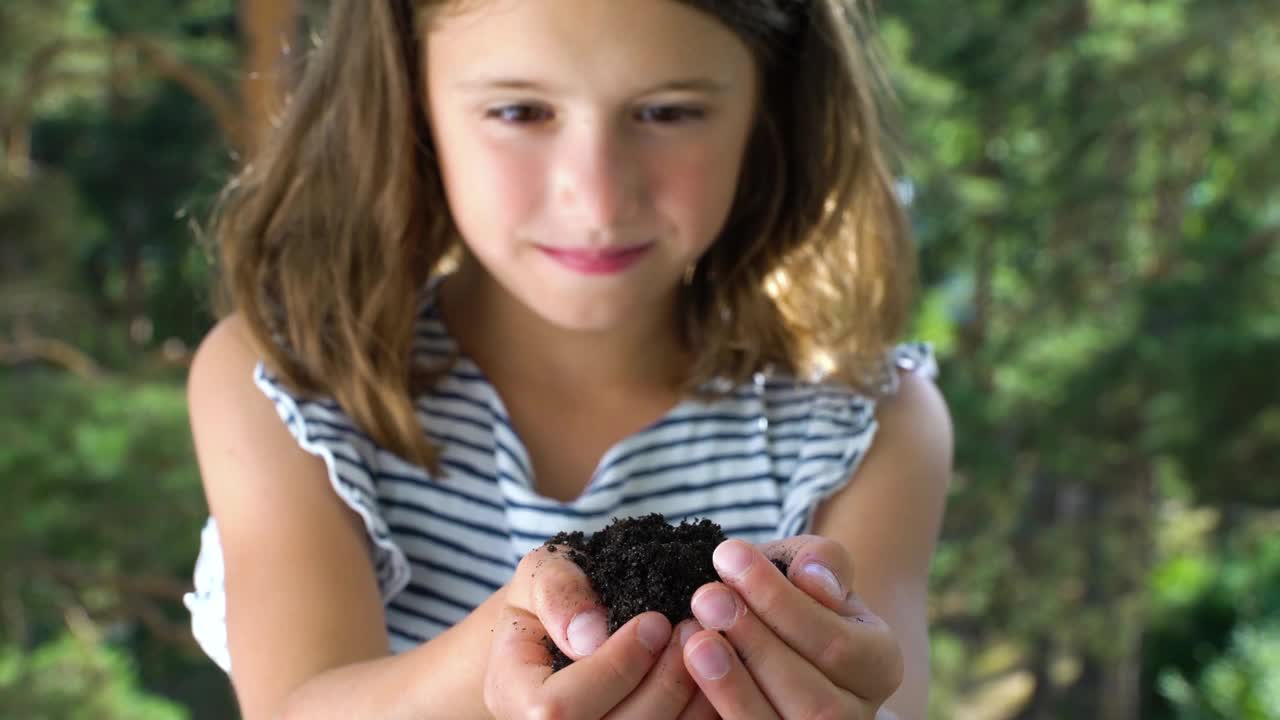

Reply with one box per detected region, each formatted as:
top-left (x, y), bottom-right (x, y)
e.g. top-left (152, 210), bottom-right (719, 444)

top-left (425, 0), bottom-right (759, 333)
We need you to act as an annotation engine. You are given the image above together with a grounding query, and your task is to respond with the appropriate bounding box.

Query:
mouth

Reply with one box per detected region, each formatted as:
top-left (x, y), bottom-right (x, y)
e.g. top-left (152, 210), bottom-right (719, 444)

top-left (536, 242), bottom-right (654, 275)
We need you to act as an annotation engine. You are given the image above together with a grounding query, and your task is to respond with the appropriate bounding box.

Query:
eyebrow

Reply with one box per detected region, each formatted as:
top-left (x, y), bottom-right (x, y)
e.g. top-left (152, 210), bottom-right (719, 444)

top-left (454, 77), bottom-right (731, 95)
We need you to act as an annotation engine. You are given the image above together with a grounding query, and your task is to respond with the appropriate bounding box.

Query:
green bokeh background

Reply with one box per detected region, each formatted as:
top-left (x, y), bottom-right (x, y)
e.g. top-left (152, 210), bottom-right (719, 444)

top-left (1, 1), bottom-right (1276, 717)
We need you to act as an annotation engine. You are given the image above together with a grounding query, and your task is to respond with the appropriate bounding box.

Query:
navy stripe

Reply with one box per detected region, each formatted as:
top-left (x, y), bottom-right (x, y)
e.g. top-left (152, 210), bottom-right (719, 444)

top-left (584, 423), bottom-right (798, 479)
top-left (412, 334), bottom-right (452, 348)
top-left (795, 451), bottom-right (853, 466)
top-left (604, 429), bottom-right (801, 470)
top-left (507, 496), bottom-right (780, 521)
top-left (618, 408), bottom-right (817, 443)
top-left (614, 449), bottom-right (777, 482)
top-left (767, 393), bottom-right (830, 413)
top-left (381, 497), bottom-right (510, 541)
top-left (389, 626), bottom-right (427, 645)
top-left (388, 600), bottom-right (456, 629)
top-left (389, 522), bottom-right (514, 569)
top-left (416, 405), bottom-right (493, 436)
top-left (511, 521), bottom-right (778, 544)
top-left (494, 436), bottom-right (534, 481)
top-left (445, 367), bottom-right (493, 385)
top-left (437, 457), bottom-right (498, 485)
top-left (497, 473), bottom-right (781, 509)
top-left (307, 437), bottom-right (368, 467)
top-left (307, 440), bottom-right (380, 476)
top-left (295, 416), bottom-right (373, 443)
top-left (427, 428), bottom-right (493, 458)
top-left (619, 473), bottom-right (780, 504)
top-left (402, 582), bottom-right (487, 613)
top-left (496, 469), bottom-right (525, 488)
top-left (376, 469), bottom-right (504, 512)
top-left (416, 324), bottom-right (450, 341)
top-left (705, 523), bottom-right (778, 538)
top-left (429, 389), bottom-right (504, 421)
top-left (790, 453), bottom-right (863, 486)
top-left (509, 497), bottom-right (778, 525)
top-left (405, 556), bottom-right (505, 593)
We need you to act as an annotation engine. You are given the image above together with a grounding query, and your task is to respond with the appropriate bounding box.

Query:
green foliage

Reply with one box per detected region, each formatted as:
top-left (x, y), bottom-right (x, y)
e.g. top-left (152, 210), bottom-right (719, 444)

top-left (883, 0), bottom-right (1280, 715)
top-left (1158, 622), bottom-right (1280, 720)
top-left (0, 626), bottom-right (187, 720)
top-left (0, 0), bottom-right (1276, 717)
top-left (32, 79), bottom-right (230, 353)
top-left (1143, 510), bottom-right (1280, 718)
top-left (0, 371), bottom-right (202, 584)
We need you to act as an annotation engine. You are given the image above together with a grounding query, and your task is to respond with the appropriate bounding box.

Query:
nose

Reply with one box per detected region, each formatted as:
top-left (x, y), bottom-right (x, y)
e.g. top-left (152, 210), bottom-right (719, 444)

top-left (552, 121), bottom-right (643, 233)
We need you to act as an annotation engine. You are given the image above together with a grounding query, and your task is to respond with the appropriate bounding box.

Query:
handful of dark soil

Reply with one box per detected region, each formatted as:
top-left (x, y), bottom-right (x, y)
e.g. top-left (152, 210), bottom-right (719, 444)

top-left (542, 513), bottom-right (724, 670)
top-left (540, 513), bottom-right (788, 671)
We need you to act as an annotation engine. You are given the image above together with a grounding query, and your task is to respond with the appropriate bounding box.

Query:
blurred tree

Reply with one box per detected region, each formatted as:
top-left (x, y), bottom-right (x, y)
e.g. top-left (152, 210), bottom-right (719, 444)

top-left (883, 0), bottom-right (1280, 717)
top-left (0, 613), bottom-right (186, 720)
top-left (0, 0), bottom-right (1276, 717)
top-left (0, 1), bottom-right (291, 716)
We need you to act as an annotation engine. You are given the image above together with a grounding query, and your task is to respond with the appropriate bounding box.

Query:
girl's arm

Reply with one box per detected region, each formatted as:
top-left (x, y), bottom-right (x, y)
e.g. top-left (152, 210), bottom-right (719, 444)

top-left (811, 369), bottom-right (954, 720)
top-left (188, 316), bottom-right (495, 720)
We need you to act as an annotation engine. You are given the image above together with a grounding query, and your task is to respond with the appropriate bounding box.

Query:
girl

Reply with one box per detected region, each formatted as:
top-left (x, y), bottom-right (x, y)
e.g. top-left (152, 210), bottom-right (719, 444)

top-left (184, 1), bottom-right (952, 718)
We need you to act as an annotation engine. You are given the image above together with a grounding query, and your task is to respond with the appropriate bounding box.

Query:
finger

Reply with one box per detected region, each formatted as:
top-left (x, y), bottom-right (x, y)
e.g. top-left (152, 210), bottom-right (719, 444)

top-left (682, 629), bottom-right (780, 720)
top-left (483, 605), bottom-right (556, 717)
top-left (756, 534), bottom-right (856, 614)
top-left (547, 611), bottom-right (671, 719)
top-left (513, 545), bottom-right (609, 659)
top-left (712, 539), bottom-right (904, 701)
top-left (691, 583), bottom-right (859, 718)
top-left (485, 607), bottom-right (671, 720)
top-left (609, 619), bottom-right (702, 720)
top-left (673, 689), bottom-right (719, 720)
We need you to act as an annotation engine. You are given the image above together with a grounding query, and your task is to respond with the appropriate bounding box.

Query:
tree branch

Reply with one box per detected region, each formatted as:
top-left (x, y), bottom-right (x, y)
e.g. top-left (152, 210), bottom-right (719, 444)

top-left (1, 34), bottom-right (244, 178)
top-left (0, 333), bottom-right (104, 380)
top-left (116, 33), bottom-right (245, 150)
top-left (31, 559), bottom-right (193, 603)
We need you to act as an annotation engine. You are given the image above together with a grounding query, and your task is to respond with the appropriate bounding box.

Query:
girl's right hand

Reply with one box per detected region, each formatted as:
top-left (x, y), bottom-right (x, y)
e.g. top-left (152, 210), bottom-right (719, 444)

top-left (483, 544), bottom-right (718, 719)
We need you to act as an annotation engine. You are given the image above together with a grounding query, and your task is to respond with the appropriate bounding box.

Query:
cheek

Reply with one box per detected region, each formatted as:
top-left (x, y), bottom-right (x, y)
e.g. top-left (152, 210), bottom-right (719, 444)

top-left (435, 130), bottom-right (544, 242)
top-left (653, 142), bottom-right (746, 246)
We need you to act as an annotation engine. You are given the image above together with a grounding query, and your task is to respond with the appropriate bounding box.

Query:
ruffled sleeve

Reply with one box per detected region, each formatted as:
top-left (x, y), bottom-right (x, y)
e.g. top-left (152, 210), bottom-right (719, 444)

top-left (777, 343), bottom-right (938, 538)
top-left (183, 363), bottom-right (412, 673)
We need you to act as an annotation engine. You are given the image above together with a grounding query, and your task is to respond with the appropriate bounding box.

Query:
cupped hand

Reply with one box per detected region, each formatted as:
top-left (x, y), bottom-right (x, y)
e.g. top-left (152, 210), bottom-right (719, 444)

top-left (681, 535), bottom-right (904, 719)
top-left (484, 543), bottom-right (718, 720)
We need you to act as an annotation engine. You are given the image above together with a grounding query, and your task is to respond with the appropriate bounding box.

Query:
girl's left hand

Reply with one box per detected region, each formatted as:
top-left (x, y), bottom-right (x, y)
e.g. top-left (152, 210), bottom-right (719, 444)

top-left (682, 536), bottom-right (904, 719)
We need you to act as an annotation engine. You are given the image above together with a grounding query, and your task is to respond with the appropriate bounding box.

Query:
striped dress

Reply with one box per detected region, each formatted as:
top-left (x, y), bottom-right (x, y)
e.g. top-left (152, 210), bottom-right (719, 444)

top-left (184, 279), bottom-right (937, 673)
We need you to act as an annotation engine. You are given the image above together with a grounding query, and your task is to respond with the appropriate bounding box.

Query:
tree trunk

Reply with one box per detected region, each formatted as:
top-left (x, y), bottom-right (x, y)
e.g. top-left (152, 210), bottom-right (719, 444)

top-left (1010, 634), bottom-right (1057, 720)
top-left (3, 125), bottom-right (30, 177)
top-left (1101, 464), bottom-right (1154, 720)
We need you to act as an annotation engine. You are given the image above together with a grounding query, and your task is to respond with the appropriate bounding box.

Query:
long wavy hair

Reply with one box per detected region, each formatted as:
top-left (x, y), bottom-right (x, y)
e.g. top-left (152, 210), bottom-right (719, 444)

top-left (210, 0), bottom-right (916, 473)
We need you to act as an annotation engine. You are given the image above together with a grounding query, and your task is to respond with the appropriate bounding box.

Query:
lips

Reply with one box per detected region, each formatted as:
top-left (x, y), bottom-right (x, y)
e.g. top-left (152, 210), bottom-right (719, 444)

top-left (537, 243), bottom-right (653, 275)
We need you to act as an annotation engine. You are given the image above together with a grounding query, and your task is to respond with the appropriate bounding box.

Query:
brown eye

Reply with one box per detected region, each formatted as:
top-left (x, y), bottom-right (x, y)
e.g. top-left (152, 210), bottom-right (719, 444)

top-left (635, 106), bottom-right (705, 124)
top-left (486, 104), bottom-right (553, 124)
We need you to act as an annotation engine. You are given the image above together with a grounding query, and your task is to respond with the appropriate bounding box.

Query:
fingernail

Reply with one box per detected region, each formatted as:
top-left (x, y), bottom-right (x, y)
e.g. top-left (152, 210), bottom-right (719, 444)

top-left (801, 561), bottom-right (845, 604)
top-left (712, 540), bottom-right (753, 579)
top-left (636, 614), bottom-right (670, 653)
top-left (568, 609), bottom-right (608, 656)
top-left (688, 637), bottom-right (731, 680)
top-left (692, 586), bottom-right (740, 630)
top-left (677, 621), bottom-right (701, 648)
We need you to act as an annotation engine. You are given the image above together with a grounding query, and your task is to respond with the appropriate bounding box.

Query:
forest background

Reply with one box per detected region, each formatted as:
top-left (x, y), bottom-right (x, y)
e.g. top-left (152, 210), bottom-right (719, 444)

top-left (1, 1), bottom-right (1277, 718)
